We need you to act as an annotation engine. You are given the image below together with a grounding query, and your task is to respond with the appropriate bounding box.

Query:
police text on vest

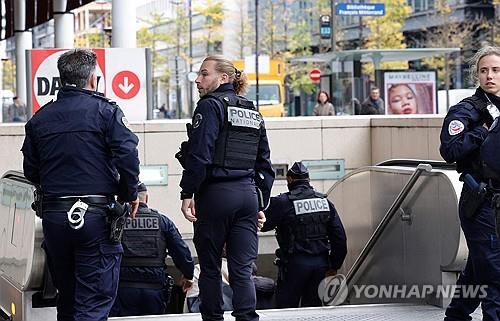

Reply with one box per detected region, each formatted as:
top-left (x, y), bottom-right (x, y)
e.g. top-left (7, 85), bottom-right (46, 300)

top-left (228, 106), bottom-right (261, 129)
top-left (293, 198), bottom-right (330, 215)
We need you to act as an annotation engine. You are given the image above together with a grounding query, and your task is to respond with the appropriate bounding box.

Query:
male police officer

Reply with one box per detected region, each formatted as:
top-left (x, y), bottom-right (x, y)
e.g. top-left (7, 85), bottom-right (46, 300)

top-left (440, 45), bottom-right (500, 321)
top-left (178, 55), bottom-right (275, 321)
top-left (21, 49), bottom-right (140, 321)
top-left (261, 162), bottom-right (347, 308)
top-left (110, 182), bottom-right (194, 316)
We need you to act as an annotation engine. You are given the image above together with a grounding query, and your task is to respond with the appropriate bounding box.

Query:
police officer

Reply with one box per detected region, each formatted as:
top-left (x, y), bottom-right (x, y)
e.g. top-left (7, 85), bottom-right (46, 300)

top-left (179, 55), bottom-right (275, 321)
top-left (21, 49), bottom-right (140, 321)
top-left (261, 162), bottom-right (347, 308)
top-left (440, 45), bottom-right (500, 321)
top-left (110, 182), bottom-right (194, 316)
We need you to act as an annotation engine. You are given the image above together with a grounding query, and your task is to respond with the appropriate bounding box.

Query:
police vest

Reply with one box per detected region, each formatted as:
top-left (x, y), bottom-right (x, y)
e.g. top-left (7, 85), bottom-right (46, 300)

top-left (205, 92), bottom-right (262, 170)
top-left (277, 186), bottom-right (331, 255)
top-left (121, 207), bottom-right (166, 268)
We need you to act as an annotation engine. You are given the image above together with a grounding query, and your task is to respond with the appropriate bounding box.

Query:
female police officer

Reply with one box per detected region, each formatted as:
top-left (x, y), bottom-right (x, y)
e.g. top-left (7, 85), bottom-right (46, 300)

top-left (440, 45), bottom-right (500, 321)
top-left (179, 56), bottom-right (275, 321)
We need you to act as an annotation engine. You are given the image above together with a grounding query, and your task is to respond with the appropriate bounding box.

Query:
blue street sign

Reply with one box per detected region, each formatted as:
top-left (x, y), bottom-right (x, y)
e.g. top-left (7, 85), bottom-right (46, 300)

top-left (336, 3), bottom-right (385, 16)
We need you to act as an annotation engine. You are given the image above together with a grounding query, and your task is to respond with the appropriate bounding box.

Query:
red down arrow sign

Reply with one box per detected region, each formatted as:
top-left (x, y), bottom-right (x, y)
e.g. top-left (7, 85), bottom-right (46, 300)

top-left (112, 70), bottom-right (141, 99)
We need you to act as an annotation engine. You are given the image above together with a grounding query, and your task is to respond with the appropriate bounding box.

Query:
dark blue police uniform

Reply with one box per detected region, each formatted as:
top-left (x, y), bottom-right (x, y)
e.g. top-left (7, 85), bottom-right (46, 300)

top-left (180, 83), bottom-right (275, 321)
top-left (261, 162), bottom-right (347, 308)
top-left (440, 87), bottom-right (500, 321)
top-left (21, 86), bottom-right (140, 321)
top-left (110, 202), bottom-right (195, 316)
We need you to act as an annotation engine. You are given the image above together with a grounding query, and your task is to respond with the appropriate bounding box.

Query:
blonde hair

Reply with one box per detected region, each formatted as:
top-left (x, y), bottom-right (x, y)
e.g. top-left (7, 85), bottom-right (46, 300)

top-left (469, 45), bottom-right (500, 85)
top-left (203, 55), bottom-right (249, 95)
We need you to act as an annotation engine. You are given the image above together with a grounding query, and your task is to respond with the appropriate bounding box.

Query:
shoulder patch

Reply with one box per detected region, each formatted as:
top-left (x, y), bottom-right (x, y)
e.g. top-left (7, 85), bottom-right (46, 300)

top-left (193, 113), bottom-right (203, 128)
top-left (121, 116), bottom-right (130, 128)
top-left (448, 120), bottom-right (465, 136)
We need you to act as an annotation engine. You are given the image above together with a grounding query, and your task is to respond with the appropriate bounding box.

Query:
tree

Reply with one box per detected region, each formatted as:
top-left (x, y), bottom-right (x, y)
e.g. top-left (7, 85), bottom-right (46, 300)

top-left (136, 13), bottom-right (173, 109)
top-left (283, 19), bottom-right (316, 95)
top-left (422, 0), bottom-right (487, 90)
top-left (2, 59), bottom-right (15, 92)
top-left (234, 0), bottom-right (252, 59)
top-left (74, 32), bottom-right (110, 48)
top-left (193, 0), bottom-right (224, 55)
top-left (363, 0), bottom-right (412, 74)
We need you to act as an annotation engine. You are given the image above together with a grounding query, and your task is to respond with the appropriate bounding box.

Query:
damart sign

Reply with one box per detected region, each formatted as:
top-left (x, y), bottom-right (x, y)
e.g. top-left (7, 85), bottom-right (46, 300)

top-left (27, 48), bottom-right (150, 121)
top-left (318, 274), bottom-right (488, 306)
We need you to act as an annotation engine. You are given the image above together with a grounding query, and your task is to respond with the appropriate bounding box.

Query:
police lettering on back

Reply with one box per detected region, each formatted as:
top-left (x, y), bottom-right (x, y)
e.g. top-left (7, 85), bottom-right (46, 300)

top-left (293, 198), bottom-right (330, 215)
top-left (124, 216), bottom-right (159, 230)
top-left (228, 106), bottom-right (262, 129)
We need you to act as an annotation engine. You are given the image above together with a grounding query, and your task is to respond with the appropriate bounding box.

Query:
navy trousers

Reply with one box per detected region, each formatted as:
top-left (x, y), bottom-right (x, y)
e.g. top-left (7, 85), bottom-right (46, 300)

top-left (445, 189), bottom-right (500, 321)
top-left (194, 179), bottom-right (259, 321)
top-left (42, 208), bottom-right (123, 321)
top-left (275, 253), bottom-right (329, 308)
top-left (109, 287), bottom-right (166, 316)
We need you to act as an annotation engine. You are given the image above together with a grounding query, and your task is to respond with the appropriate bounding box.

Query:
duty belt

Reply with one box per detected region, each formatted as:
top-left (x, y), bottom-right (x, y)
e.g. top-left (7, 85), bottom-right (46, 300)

top-left (42, 196), bottom-right (112, 230)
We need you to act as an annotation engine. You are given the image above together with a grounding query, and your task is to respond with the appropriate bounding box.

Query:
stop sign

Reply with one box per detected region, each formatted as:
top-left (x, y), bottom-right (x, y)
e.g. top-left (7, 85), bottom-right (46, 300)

top-left (310, 68), bottom-right (321, 82)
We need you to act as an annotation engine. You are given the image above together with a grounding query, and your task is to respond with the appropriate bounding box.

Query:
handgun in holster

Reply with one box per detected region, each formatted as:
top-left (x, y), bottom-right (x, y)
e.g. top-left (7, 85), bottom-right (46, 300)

top-left (164, 274), bottom-right (175, 307)
top-left (274, 248), bottom-right (288, 281)
top-left (460, 173), bottom-right (488, 219)
top-left (175, 123), bottom-right (193, 169)
top-left (108, 201), bottom-right (131, 242)
top-left (31, 187), bottom-right (43, 218)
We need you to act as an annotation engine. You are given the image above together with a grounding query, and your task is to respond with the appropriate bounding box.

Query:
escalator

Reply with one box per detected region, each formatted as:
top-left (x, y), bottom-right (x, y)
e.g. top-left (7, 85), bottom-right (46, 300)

top-left (0, 161), bottom-right (481, 320)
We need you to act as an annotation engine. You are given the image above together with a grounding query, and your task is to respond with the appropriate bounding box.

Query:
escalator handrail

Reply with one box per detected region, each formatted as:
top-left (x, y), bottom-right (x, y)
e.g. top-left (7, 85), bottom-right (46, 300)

top-left (345, 163), bottom-right (433, 287)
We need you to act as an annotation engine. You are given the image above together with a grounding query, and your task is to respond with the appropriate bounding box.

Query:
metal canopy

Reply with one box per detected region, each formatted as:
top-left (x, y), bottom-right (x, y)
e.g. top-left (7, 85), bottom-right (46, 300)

top-left (0, 0), bottom-right (94, 40)
top-left (292, 48), bottom-right (461, 65)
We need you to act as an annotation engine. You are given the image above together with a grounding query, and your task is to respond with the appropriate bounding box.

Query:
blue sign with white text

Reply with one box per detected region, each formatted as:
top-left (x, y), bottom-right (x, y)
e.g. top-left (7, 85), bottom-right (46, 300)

top-left (336, 3), bottom-right (385, 16)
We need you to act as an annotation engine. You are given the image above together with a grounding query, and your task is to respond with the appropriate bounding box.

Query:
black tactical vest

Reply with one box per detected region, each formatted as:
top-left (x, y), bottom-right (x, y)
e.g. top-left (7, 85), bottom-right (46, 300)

top-left (121, 207), bottom-right (166, 267)
top-left (277, 186), bottom-right (331, 255)
top-left (205, 92), bottom-right (262, 170)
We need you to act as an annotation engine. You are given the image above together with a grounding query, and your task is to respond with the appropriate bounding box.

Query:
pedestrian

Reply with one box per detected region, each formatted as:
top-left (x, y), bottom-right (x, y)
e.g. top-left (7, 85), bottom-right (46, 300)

top-left (21, 48), bottom-right (140, 321)
top-left (110, 182), bottom-right (194, 317)
top-left (7, 96), bottom-right (27, 122)
top-left (177, 55), bottom-right (275, 321)
top-left (261, 161), bottom-right (347, 308)
top-left (360, 87), bottom-right (384, 115)
top-left (313, 91), bottom-right (335, 116)
top-left (440, 45), bottom-right (500, 321)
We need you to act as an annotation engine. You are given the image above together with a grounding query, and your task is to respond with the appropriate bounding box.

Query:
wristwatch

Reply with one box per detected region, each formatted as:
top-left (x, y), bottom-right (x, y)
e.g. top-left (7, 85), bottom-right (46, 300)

top-left (180, 191), bottom-right (193, 200)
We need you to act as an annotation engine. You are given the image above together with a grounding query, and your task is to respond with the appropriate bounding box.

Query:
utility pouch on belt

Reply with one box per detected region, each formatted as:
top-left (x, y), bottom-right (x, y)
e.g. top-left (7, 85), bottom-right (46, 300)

top-left (460, 173), bottom-right (488, 219)
top-left (108, 201), bottom-right (131, 242)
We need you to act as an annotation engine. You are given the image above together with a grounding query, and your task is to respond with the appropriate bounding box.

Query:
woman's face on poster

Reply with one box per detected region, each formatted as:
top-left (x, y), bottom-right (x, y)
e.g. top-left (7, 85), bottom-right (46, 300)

top-left (388, 85), bottom-right (417, 114)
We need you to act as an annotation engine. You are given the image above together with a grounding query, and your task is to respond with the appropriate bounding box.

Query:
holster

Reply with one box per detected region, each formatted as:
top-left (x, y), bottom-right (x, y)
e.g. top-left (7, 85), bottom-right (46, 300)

top-left (175, 141), bottom-right (190, 169)
top-left (175, 124), bottom-right (193, 169)
top-left (492, 194), bottom-right (500, 237)
top-left (460, 174), bottom-right (487, 219)
top-left (31, 187), bottom-right (43, 218)
top-left (107, 201), bottom-right (131, 242)
top-left (274, 248), bottom-right (288, 281)
top-left (164, 274), bottom-right (175, 307)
